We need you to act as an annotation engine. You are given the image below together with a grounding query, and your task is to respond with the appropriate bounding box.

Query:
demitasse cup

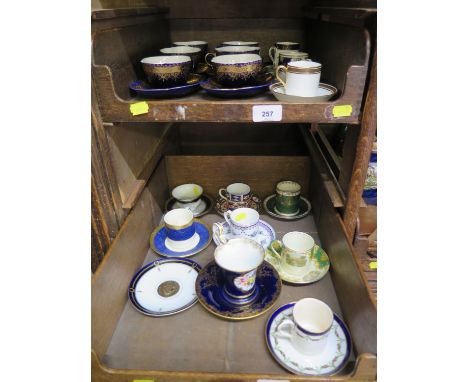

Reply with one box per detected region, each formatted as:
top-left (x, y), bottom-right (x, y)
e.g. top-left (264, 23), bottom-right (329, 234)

top-left (215, 207), bottom-right (260, 243)
top-left (276, 60), bottom-right (322, 97)
top-left (173, 41), bottom-right (208, 57)
top-left (214, 238), bottom-right (265, 304)
top-left (269, 231), bottom-right (315, 276)
top-left (205, 46), bottom-right (261, 65)
top-left (163, 208), bottom-right (198, 252)
top-left (275, 181), bottom-right (301, 216)
top-left (269, 42), bottom-right (300, 67)
top-left (221, 41), bottom-right (259, 47)
top-left (171, 183), bottom-right (203, 211)
top-left (160, 46), bottom-right (202, 69)
top-left (210, 54), bottom-right (262, 87)
top-left (278, 51), bottom-right (309, 68)
top-left (277, 298), bottom-right (334, 356)
top-left (141, 56), bottom-right (192, 88)
top-left (219, 183), bottom-right (252, 202)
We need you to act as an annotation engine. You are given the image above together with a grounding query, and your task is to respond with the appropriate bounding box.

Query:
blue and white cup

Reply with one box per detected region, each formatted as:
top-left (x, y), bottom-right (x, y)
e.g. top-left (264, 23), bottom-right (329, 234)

top-left (225, 207), bottom-right (259, 236)
top-left (219, 182), bottom-right (252, 203)
top-left (277, 298), bottom-right (334, 356)
top-left (214, 238), bottom-right (265, 304)
top-left (163, 208), bottom-right (199, 252)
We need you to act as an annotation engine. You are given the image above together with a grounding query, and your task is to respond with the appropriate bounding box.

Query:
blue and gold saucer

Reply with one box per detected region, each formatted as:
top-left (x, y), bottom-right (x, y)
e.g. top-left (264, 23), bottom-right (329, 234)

top-left (149, 219), bottom-right (212, 258)
top-left (195, 260), bottom-right (282, 320)
top-left (129, 74), bottom-right (205, 98)
top-left (201, 72), bottom-right (273, 98)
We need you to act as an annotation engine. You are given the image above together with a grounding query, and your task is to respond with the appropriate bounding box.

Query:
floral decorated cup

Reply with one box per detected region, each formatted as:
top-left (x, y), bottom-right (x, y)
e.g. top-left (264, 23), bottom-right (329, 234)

top-left (214, 238), bottom-right (265, 304)
top-left (275, 181), bottom-right (301, 216)
top-left (141, 55), bottom-right (192, 88)
top-left (161, 46), bottom-right (202, 69)
top-left (210, 54), bottom-right (262, 87)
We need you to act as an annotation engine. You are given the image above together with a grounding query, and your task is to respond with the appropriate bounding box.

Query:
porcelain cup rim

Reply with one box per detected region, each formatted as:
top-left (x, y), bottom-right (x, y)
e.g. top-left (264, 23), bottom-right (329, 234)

top-left (141, 55), bottom-right (192, 65)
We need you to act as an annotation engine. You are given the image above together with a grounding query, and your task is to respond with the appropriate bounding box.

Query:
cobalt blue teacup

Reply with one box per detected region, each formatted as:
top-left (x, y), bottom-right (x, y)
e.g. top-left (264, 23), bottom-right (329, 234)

top-left (210, 54), bottom-right (262, 88)
top-left (214, 238), bottom-right (265, 305)
top-left (163, 208), bottom-right (198, 252)
top-left (141, 55), bottom-right (192, 88)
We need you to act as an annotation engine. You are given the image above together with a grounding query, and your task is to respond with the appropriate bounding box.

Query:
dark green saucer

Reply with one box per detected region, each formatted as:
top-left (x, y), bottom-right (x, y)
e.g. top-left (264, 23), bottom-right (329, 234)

top-left (263, 194), bottom-right (311, 220)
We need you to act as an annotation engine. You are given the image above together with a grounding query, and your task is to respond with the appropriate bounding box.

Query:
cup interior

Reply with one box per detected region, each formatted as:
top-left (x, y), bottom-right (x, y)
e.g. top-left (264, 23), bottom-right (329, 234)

top-left (174, 41), bottom-right (207, 46)
top-left (277, 181), bottom-right (301, 194)
top-left (212, 54), bottom-right (261, 65)
top-left (293, 298), bottom-right (334, 334)
top-left (226, 182), bottom-right (250, 196)
top-left (161, 46), bottom-right (201, 54)
top-left (282, 231), bottom-right (315, 253)
top-left (164, 208), bottom-right (193, 228)
top-left (288, 60), bottom-right (321, 69)
top-left (172, 184), bottom-right (203, 202)
top-left (223, 41), bottom-right (258, 46)
top-left (214, 238), bottom-right (264, 272)
top-left (229, 208), bottom-right (259, 227)
top-left (141, 55), bottom-right (192, 65)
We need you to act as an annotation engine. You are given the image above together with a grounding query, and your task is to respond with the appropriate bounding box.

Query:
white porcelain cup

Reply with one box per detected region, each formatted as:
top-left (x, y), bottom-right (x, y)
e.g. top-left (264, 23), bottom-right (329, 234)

top-left (171, 183), bottom-right (203, 211)
top-left (214, 208), bottom-right (260, 243)
top-left (275, 60), bottom-right (321, 97)
top-left (277, 298), bottom-right (334, 356)
top-left (163, 208), bottom-right (199, 252)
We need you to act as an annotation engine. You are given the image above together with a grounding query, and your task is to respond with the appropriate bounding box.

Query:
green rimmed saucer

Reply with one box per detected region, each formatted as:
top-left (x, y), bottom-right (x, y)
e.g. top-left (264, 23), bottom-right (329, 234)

top-left (263, 194), bottom-right (311, 220)
top-left (265, 244), bottom-right (330, 285)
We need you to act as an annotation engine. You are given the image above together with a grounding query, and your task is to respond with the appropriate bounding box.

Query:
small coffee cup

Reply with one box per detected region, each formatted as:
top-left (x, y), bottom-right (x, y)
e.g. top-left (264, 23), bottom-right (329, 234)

top-left (219, 183), bottom-right (252, 203)
top-left (276, 60), bottom-right (321, 97)
top-left (171, 183), bottom-right (203, 211)
top-left (277, 298), bottom-right (334, 356)
top-left (141, 56), bottom-right (192, 88)
top-left (214, 207), bottom-right (260, 244)
top-left (163, 208), bottom-right (198, 251)
top-left (160, 46), bottom-right (202, 69)
top-left (269, 42), bottom-right (300, 67)
top-left (275, 181), bottom-right (301, 216)
top-left (173, 41), bottom-right (208, 57)
top-left (214, 238), bottom-right (265, 304)
top-left (269, 231), bottom-right (315, 276)
top-left (210, 54), bottom-right (262, 87)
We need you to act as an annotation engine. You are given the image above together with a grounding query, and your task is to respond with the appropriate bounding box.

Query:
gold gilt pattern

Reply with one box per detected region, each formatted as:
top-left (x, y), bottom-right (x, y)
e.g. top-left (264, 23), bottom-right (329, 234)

top-left (216, 62), bottom-right (262, 80)
top-left (143, 64), bottom-right (190, 82)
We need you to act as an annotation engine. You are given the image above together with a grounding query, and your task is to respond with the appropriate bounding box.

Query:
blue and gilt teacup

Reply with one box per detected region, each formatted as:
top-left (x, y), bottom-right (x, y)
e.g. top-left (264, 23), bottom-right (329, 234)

top-left (173, 41), bottom-right (208, 57)
top-left (205, 46), bottom-right (261, 65)
top-left (160, 46), bottom-right (202, 69)
top-left (141, 56), bottom-right (192, 88)
top-left (163, 208), bottom-right (199, 252)
top-left (214, 238), bottom-right (265, 304)
top-left (210, 54), bottom-right (262, 87)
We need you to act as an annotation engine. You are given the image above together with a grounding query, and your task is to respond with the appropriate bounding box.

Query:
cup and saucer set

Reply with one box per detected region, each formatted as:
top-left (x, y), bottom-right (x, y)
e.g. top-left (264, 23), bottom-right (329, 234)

top-left (263, 181), bottom-right (311, 220)
top-left (164, 183), bottom-right (213, 218)
top-left (215, 182), bottom-right (262, 215)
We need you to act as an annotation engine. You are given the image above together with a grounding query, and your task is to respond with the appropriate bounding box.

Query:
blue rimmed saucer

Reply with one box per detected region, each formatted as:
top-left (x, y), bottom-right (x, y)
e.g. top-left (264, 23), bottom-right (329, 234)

top-left (201, 76), bottom-right (273, 98)
top-left (129, 74), bottom-right (205, 98)
top-left (212, 219), bottom-right (276, 249)
top-left (128, 258), bottom-right (202, 317)
top-left (266, 302), bottom-right (352, 376)
top-left (195, 260), bottom-right (281, 320)
top-left (149, 219), bottom-right (212, 258)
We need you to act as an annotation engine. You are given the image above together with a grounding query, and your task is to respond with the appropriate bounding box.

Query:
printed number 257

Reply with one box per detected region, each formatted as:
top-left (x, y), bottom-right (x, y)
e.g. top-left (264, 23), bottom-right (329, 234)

top-left (262, 111), bottom-right (273, 118)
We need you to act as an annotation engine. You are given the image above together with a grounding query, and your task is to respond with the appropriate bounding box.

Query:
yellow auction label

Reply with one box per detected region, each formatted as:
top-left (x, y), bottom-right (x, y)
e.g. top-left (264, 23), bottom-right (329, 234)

top-left (234, 212), bottom-right (247, 222)
top-left (130, 101), bottom-right (149, 116)
top-left (369, 261), bottom-right (377, 270)
top-left (332, 104), bottom-right (353, 118)
top-left (193, 186), bottom-right (201, 196)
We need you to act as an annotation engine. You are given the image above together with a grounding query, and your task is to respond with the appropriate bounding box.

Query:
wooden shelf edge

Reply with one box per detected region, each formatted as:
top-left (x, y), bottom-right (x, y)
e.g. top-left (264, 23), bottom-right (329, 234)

top-left (91, 7), bottom-right (169, 20)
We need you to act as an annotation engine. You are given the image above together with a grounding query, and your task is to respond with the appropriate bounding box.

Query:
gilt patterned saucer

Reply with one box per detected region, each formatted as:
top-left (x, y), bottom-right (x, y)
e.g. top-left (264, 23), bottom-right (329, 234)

top-left (164, 194), bottom-right (213, 218)
top-left (212, 219), bottom-right (276, 249)
top-left (196, 260), bottom-right (281, 320)
top-left (265, 245), bottom-right (330, 284)
top-left (215, 195), bottom-right (262, 215)
top-left (149, 220), bottom-right (212, 258)
top-left (128, 258), bottom-right (202, 317)
top-left (263, 194), bottom-right (311, 220)
top-left (266, 302), bottom-right (351, 376)
top-left (129, 74), bottom-right (205, 98)
top-left (201, 75), bottom-right (273, 98)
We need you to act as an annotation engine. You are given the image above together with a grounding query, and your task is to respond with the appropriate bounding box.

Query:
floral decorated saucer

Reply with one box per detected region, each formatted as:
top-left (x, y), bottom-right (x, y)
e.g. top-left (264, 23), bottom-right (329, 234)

top-left (195, 260), bottom-right (281, 320)
top-left (212, 219), bottom-right (276, 249)
top-left (165, 194), bottom-right (213, 218)
top-left (215, 195), bottom-right (262, 215)
top-left (263, 194), bottom-right (311, 220)
top-left (149, 219), bottom-right (212, 258)
top-left (266, 302), bottom-right (351, 376)
top-left (128, 258), bottom-right (202, 317)
top-left (265, 244), bottom-right (330, 284)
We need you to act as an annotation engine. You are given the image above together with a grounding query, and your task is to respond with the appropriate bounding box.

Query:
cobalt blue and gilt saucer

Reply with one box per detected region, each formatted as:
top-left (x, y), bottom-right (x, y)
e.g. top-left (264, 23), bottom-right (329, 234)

top-left (129, 74), bottom-right (205, 98)
top-left (201, 75), bottom-right (273, 98)
top-left (195, 260), bottom-right (282, 320)
top-left (149, 219), bottom-right (212, 258)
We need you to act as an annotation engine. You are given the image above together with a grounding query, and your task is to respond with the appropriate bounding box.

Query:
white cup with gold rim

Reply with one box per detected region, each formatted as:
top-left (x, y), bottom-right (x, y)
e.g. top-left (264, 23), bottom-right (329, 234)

top-left (275, 60), bottom-right (322, 97)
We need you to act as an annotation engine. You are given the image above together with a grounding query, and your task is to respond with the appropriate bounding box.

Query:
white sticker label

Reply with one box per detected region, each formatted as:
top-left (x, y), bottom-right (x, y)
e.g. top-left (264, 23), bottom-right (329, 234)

top-left (252, 105), bottom-right (283, 122)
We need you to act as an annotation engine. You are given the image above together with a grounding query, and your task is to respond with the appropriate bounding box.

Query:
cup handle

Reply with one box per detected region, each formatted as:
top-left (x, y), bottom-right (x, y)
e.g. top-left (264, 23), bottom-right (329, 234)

top-left (218, 188), bottom-right (229, 201)
top-left (275, 65), bottom-right (287, 88)
top-left (269, 240), bottom-right (283, 261)
top-left (213, 222), bottom-right (228, 244)
top-left (205, 52), bottom-right (215, 67)
top-left (276, 319), bottom-right (295, 340)
top-left (268, 47), bottom-right (276, 64)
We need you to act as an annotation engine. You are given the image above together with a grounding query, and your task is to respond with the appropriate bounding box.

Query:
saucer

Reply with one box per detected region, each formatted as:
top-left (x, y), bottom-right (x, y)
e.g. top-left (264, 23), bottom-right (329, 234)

top-left (201, 74), bottom-right (273, 98)
top-left (129, 74), bottom-right (205, 98)
top-left (265, 244), bottom-right (330, 284)
top-left (263, 194), bottom-right (311, 220)
top-left (196, 260), bottom-right (282, 320)
top-left (212, 219), bottom-right (276, 249)
top-left (269, 82), bottom-right (338, 103)
top-left (215, 195), bottom-right (262, 215)
top-left (149, 220), bottom-right (212, 258)
top-left (164, 194), bottom-right (213, 218)
top-left (266, 302), bottom-right (351, 376)
top-left (128, 258), bottom-right (202, 317)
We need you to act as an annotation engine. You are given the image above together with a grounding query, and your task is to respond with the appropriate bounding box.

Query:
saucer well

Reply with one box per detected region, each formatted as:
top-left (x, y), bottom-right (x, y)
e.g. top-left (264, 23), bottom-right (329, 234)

top-left (128, 258), bottom-right (202, 317)
top-left (201, 74), bottom-right (273, 98)
top-left (266, 302), bottom-right (351, 376)
top-left (149, 219), bottom-right (212, 258)
top-left (215, 195), bottom-right (262, 215)
top-left (263, 194), bottom-right (311, 220)
top-left (129, 74), bottom-right (205, 98)
top-left (265, 244), bottom-right (330, 284)
top-left (212, 219), bottom-right (276, 249)
top-left (196, 260), bottom-right (282, 320)
top-left (269, 82), bottom-right (338, 103)
top-left (164, 194), bottom-right (213, 218)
